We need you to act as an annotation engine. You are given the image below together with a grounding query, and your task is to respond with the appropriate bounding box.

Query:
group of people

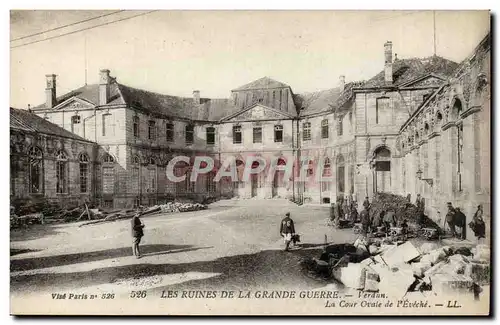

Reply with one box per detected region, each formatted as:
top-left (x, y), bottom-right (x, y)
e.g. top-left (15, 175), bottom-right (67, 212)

top-left (329, 195), bottom-right (358, 227)
top-left (446, 202), bottom-right (486, 242)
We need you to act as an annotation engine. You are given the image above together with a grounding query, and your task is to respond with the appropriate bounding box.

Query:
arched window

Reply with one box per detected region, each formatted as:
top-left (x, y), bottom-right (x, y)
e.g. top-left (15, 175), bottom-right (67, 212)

top-left (55, 150), bottom-right (68, 194)
top-left (452, 98), bottom-right (463, 120)
top-left (303, 122), bottom-right (311, 141)
top-left (322, 157), bottom-right (332, 192)
top-left (131, 155), bottom-right (141, 196)
top-left (374, 147), bottom-right (391, 193)
top-left (102, 153), bottom-right (114, 163)
top-left (424, 123), bottom-right (429, 135)
top-left (79, 153), bottom-right (90, 193)
top-left (102, 153), bottom-right (115, 194)
top-left (147, 157), bottom-right (157, 193)
top-left (28, 147), bottom-right (43, 194)
top-left (321, 119), bottom-right (329, 139)
top-left (274, 125), bottom-right (283, 143)
top-left (436, 112), bottom-right (443, 129)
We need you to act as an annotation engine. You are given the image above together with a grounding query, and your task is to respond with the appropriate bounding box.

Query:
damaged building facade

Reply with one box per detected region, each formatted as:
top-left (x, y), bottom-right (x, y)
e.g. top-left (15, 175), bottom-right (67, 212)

top-left (395, 34), bottom-right (491, 239)
top-left (11, 34), bottom-right (489, 226)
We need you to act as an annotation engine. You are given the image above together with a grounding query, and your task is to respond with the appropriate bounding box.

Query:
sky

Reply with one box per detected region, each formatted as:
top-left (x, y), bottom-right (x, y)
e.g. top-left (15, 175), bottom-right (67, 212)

top-left (10, 10), bottom-right (490, 108)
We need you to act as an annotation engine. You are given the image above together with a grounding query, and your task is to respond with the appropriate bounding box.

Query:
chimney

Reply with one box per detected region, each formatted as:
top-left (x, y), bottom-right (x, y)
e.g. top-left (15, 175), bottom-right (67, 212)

top-left (99, 69), bottom-right (111, 105)
top-left (45, 74), bottom-right (57, 108)
top-left (384, 41), bottom-right (393, 84)
top-left (193, 90), bottom-right (200, 105)
top-left (339, 75), bottom-right (346, 92)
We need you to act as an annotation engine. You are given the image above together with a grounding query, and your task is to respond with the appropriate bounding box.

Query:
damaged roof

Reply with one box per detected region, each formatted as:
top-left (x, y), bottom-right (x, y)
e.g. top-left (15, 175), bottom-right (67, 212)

top-left (10, 107), bottom-right (93, 142)
top-left (362, 55), bottom-right (458, 88)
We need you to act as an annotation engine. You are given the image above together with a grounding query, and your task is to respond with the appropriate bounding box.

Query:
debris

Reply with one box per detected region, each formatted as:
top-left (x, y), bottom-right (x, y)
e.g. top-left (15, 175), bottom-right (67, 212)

top-left (430, 273), bottom-right (474, 295)
top-left (332, 263), bottom-right (367, 290)
top-left (378, 265), bottom-right (415, 298)
top-left (419, 242), bottom-right (440, 255)
top-left (411, 261), bottom-right (432, 278)
top-left (420, 247), bottom-right (450, 265)
top-left (464, 261), bottom-right (490, 285)
top-left (473, 244), bottom-right (490, 262)
top-left (363, 266), bottom-right (380, 292)
top-left (382, 241), bottom-right (420, 268)
top-left (453, 247), bottom-right (473, 257)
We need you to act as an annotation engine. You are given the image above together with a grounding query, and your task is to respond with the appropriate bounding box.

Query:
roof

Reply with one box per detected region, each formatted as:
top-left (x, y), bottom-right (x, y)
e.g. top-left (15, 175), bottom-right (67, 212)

top-left (296, 88), bottom-right (341, 117)
top-left (33, 82), bottom-right (125, 109)
top-left (232, 77), bottom-right (290, 91)
top-left (362, 56), bottom-right (459, 88)
top-left (10, 107), bottom-right (93, 142)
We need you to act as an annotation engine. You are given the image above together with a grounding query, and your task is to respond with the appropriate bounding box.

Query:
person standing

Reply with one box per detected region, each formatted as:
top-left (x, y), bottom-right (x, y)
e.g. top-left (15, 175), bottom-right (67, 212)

top-left (360, 208), bottom-right (371, 235)
top-left (445, 202), bottom-right (457, 237)
top-left (384, 209), bottom-right (396, 231)
top-left (469, 205), bottom-right (486, 243)
top-left (131, 209), bottom-right (145, 258)
top-left (454, 207), bottom-right (467, 240)
top-left (280, 212), bottom-right (296, 251)
top-left (363, 197), bottom-right (370, 210)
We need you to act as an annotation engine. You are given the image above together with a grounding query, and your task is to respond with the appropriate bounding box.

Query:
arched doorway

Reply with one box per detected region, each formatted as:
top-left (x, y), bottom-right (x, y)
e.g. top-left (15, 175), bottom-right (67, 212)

top-left (374, 147), bottom-right (391, 193)
top-left (250, 161), bottom-right (261, 197)
top-left (233, 159), bottom-right (245, 197)
top-left (272, 158), bottom-right (286, 197)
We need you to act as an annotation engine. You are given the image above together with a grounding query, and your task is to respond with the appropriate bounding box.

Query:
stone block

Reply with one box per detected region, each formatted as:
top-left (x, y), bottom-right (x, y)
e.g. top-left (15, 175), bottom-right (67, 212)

top-left (382, 241), bottom-right (420, 268)
top-left (430, 273), bottom-right (473, 295)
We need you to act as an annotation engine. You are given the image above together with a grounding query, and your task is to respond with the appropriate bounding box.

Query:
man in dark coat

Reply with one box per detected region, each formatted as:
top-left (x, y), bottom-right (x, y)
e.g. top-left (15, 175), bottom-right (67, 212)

top-left (454, 207), bottom-right (467, 240)
top-left (131, 209), bottom-right (145, 258)
top-left (280, 212), bottom-right (296, 251)
top-left (445, 202), bottom-right (456, 237)
top-left (363, 197), bottom-right (370, 210)
top-left (360, 208), bottom-right (371, 235)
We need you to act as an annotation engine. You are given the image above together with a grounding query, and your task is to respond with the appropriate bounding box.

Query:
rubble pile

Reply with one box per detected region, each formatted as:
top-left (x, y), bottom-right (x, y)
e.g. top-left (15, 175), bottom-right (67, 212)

top-left (303, 237), bottom-right (489, 299)
top-left (159, 202), bottom-right (208, 213)
top-left (369, 193), bottom-right (440, 229)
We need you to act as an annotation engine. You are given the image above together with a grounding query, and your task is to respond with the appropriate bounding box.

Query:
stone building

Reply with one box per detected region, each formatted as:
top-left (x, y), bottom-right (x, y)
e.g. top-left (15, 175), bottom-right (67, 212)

top-left (17, 35), bottom-right (489, 213)
top-left (396, 32), bottom-right (491, 239)
top-left (10, 107), bottom-right (97, 207)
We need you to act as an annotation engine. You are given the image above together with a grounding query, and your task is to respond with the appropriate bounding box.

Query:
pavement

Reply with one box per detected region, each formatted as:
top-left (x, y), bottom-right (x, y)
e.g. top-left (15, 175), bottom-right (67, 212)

top-left (10, 199), bottom-right (359, 297)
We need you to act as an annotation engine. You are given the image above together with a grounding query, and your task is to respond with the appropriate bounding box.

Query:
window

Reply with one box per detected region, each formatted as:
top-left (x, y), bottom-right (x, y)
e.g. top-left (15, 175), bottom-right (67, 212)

top-left (337, 118), bottom-right (343, 136)
top-left (133, 116), bottom-right (139, 138)
top-left (56, 150), bottom-right (67, 194)
top-left (303, 122), bottom-right (311, 141)
top-left (102, 113), bottom-right (111, 136)
top-left (102, 153), bottom-right (115, 194)
top-left (71, 115), bottom-right (81, 124)
top-left (253, 127), bottom-right (262, 143)
top-left (321, 119), bottom-right (329, 139)
top-left (148, 168), bottom-right (157, 193)
top-left (185, 124), bottom-right (194, 145)
top-left (71, 115), bottom-right (81, 134)
top-left (307, 160), bottom-right (314, 176)
top-left (233, 125), bottom-right (242, 144)
top-left (376, 97), bottom-right (391, 125)
top-left (132, 155), bottom-right (140, 194)
top-left (102, 199), bottom-right (113, 209)
top-left (79, 153), bottom-right (89, 193)
top-left (274, 125), bottom-right (283, 143)
top-left (322, 158), bottom-right (332, 192)
top-left (206, 127), bottom-right (215, 145)
top-left (166, 122), bottom-right (174, 142)
top-left (28, 147), bottom-right (43, 194)
top-left (148, 120), bottom-right (156, 140)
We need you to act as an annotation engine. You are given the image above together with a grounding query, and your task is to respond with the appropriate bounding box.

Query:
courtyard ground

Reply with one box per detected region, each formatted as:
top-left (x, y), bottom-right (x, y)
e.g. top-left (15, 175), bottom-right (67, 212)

top-left (10, 199), bottom-right (359, 298)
